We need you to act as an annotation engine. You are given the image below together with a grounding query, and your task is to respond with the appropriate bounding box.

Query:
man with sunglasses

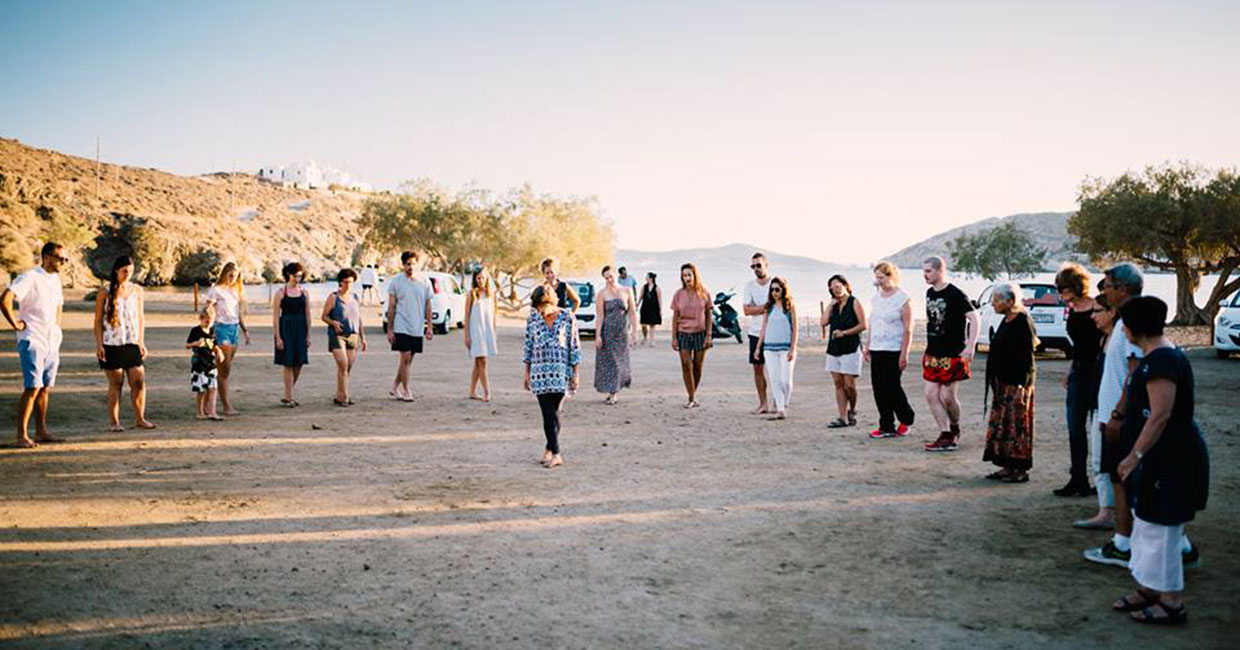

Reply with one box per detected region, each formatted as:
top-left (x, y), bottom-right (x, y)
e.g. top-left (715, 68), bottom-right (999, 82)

top-left (1, 242), bottom-right (68, 448)
top-left (743, 252), bottom-right (773, 414)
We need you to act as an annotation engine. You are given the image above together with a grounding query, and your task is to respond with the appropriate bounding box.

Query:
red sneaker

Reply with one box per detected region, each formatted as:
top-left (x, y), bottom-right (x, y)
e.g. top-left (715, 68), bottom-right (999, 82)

top-left (869, 428), bottom-right (896, 439)
top-left (895, 423), bottom-right (910, 436)
top-left (924, 433), bottom-right (959, 452)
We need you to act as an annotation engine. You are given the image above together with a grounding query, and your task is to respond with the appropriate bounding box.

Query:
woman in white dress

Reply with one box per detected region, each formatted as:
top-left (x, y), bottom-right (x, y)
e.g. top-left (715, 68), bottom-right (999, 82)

top-left (463, 268), bottom-right (499, 401)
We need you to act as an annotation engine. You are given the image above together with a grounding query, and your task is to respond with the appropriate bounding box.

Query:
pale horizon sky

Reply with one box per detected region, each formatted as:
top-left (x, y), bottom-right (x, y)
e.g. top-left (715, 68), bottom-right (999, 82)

top-left (3, 1), bottom-right (1237, 264)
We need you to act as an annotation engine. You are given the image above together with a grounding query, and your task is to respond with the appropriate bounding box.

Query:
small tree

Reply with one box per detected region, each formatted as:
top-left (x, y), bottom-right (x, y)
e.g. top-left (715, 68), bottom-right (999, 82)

top-left (948, 221), bottom-right (1047, 281)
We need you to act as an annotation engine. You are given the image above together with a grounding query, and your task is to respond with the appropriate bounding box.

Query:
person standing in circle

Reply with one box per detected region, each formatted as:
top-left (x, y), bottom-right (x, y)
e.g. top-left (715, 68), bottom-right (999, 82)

top-left (594, 265), bottom-right (637, 404)
top-left (1055, 262), bottom-right (1104, 498)
top-left (321, 268), bottom-right (366, 407)
top-left (523, 285), bottom-right (581, 469)
top-left (464, 267), bottom-right (499, 402)
top-left (616, 266), bottom-right (639, 304)
top-left (204, 262), bottom-right (250, 415)
top-left (1, 242), bottom-right (68, 448)
top-left (822, 274), bottom-right (866, 428)
top-left (272, 262), bottom-right (311, 406)
top-left (638, 272), bottom-right (662, 347)
top-left (921, 255), bottom-right (980, 452)
top-left (982, 283), bottom-right (1038, 483)
top-left (92, 255), bottom-right (155, 431)
top-left (865, 262), bottom-right (915, 439)
top-left (671, 263), bottom-right (712, 408)
top-left (743, 253), bottom-right (773, 414)
top-left (386, 251), bottom-right (434, 402)
top-left (754, 277), bottom-right (798, 420)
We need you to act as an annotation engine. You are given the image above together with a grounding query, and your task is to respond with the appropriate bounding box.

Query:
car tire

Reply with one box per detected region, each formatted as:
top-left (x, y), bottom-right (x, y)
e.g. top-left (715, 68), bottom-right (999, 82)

top-left (434, 312), bottom-right (450, 336)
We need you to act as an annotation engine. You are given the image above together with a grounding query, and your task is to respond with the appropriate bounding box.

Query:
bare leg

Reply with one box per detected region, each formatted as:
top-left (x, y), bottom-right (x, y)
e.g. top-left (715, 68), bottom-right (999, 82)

top-left (282, 366), bottom-right (295, 402)
top-left (128, 366), bottom-right (154, 428)
top-left (924, 382), bottom-right (950, 431)
top-left (105, 368), bottom-right (125, 430)
top-left (844, 376), bottom-right (858, 414)
top-left (345, 348), bottom-right (357, 402)
top-left (941, 382), bottom-right (961, 429)
top-left (333, 349), bottom-right (349, 402)
top-left (691, 349), bottom-right (707, 400)
top-left (34, 388), bottom-right (60, 442)
top-left (196, 391), bottom-right (207, 418)
top-left (205, 387), bottom-right (219, 418)
top-left (14, 388), bottom-right (39, 447)
top-left (752, 362), bottom-right (768, 412)
top-left (218, 344), bottom-right (238, 414)
top-left (398, 352), bottom-right (414, 397)
top-left (477, 357), bottom-right (490, 400)
top-left (678, 350), bottom-right (696, 403)
top-left (469, 357), bottom-right (481, 398)
top-left (1114, 483), bottom-right (1133, 536)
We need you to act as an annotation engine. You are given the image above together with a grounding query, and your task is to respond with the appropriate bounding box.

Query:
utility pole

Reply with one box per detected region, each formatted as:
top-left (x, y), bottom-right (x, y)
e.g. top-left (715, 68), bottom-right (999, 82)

top-left (95, 136), bottom-right (101, 203)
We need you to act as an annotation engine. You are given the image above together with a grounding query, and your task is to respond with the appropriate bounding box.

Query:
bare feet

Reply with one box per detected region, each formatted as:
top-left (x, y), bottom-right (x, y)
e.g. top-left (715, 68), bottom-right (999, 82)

top-left (751, 405), bottom-right (769, 415)
top-left (546, 454), bottom-right (563, 468)
top-left (108, 423), bottom-right (125, 432)
top-left (135, 420), bottom-right (156, 430)
top-left (223, 408), bottom-right (240, 416)
top-left (469, 394), bottom-right (483, 401)
top-left (540, 450), bottom-right (554, 466)
top-left (15, 437), bottom-right (38, 449)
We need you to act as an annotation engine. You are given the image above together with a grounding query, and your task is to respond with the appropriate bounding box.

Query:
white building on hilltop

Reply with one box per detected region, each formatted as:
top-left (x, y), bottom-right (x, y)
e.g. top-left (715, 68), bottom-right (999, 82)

top-left (257, 161), bottom-right (370, 192)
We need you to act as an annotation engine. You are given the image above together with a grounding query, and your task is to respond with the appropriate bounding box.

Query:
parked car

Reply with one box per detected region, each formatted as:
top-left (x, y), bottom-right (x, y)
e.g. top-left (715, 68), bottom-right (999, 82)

top-left (1214, 290), bottom-right (1240, 359)
top-left (380, 272), bottom-right (466, 335)
top-left (564, 280), bottom-right (597, 337)
top-left (974, 282), bottom-right (1071, 354)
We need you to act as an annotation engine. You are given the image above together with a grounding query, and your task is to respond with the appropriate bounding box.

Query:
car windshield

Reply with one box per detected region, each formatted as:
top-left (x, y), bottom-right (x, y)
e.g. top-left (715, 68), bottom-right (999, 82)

top-left (1230, 292), bottom-right (1240, 308)
top-left (570, 282), bottom-right (595, 307)
top-left (1021, 284), bottom-right (1062, 306)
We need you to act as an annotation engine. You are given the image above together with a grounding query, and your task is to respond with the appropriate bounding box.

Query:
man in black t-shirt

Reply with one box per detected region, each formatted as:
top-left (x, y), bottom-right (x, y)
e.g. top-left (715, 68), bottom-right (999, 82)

top-left (921, 256), bottom-right (979, 451)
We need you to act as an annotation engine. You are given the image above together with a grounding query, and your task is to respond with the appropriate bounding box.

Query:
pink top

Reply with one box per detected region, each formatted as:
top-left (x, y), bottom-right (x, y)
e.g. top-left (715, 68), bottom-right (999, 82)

top-left (672, 288), bottom-right (709, 333)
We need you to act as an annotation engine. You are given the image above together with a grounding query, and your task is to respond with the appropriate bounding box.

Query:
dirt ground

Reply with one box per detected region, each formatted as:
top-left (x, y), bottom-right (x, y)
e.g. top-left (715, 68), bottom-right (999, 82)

top-left (0, 296), bottom-right (1236, 649)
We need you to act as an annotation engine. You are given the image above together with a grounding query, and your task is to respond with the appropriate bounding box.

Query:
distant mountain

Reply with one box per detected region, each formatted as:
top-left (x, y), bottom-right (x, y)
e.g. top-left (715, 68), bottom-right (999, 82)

top-left (616, 243), bottom-right (865, 273)
top-left (883, 211), bottom-right (1079, 269)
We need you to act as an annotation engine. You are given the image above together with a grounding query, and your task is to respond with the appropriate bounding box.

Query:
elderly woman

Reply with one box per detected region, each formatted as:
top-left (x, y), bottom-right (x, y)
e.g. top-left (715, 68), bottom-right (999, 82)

top-left (1111, 297), bottom-right (1208, 625)
top-left (523, 284), bottom-right (581, 468)
top-left (982, 282), bottom-right (1038, 483)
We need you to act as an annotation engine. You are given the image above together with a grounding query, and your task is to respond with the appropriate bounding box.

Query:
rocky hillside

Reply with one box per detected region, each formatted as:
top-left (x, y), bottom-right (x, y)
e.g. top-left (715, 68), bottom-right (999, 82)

top-left (0, 137), bottom-right (371, 285)
top-left (884, 211), bottom-right (1080, 269)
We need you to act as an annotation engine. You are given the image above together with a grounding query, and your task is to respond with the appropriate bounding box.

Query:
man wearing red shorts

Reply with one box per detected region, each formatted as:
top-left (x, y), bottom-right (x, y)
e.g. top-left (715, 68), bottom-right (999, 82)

top-left (921, 256), bottom-right (980, 451)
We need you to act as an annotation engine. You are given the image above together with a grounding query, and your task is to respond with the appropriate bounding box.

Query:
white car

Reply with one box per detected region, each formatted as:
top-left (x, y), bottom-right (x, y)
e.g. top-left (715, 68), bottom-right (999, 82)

top-left (1214, 291), bottom-right (1240, 359)
top-left (974, 282), bottom-right (1072, 354)
top-left (564, 280), bottom-right (597, 337)
top-left (380, 272), bottom-right (466, 335)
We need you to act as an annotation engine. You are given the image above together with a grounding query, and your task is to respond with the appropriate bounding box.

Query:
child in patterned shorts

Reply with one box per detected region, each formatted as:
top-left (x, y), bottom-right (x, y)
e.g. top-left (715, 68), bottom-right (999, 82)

top-left (187, 307), bottom-right (225, 420)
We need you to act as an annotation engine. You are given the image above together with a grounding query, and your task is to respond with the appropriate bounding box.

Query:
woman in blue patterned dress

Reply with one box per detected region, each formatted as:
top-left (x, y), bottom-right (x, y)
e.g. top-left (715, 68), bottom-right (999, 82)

top-left (523, 284), bottom-right (581, 468)
top-left (594, 265), bottom-right (637, 404)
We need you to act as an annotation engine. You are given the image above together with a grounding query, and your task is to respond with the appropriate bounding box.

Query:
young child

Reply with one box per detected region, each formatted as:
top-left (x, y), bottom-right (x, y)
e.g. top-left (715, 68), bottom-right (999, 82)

top-left (187, 307), bottom-right (225, 420)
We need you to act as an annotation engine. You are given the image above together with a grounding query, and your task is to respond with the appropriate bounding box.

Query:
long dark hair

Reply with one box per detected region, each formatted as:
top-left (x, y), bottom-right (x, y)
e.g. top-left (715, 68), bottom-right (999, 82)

top-left (764, 276), bottom-right (795, 315)
top-left (106, 256), bottom-right (134, 327)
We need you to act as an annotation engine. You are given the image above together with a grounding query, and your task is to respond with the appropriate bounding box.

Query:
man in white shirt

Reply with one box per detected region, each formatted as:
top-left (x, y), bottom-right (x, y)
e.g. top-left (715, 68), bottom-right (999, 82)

top-left (360, 265), bottom-right (378, 305)
top-left (743, 252), bottom-right (773, 413)
top-left (385, 251), bottom-right (433, 402)
top-left (1, 242), bottom-right (67, 448)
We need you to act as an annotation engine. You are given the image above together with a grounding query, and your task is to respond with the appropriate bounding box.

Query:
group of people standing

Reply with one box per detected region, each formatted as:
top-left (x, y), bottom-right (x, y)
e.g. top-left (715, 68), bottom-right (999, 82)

top-left (1, 243), bottom-right (1213, 624)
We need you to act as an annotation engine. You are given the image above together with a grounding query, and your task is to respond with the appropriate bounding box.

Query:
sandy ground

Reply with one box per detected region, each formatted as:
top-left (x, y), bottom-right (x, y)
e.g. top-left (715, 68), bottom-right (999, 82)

top-left (0, 296), bottom-right (1236, 649)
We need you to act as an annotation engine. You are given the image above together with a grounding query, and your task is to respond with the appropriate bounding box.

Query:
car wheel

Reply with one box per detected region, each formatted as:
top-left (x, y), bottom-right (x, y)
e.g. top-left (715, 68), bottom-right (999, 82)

top-left (434, 312), bottom-right (450, 335)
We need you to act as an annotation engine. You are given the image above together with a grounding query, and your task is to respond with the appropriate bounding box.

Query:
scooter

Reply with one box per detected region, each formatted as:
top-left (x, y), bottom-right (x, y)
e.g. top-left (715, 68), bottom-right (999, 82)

top-left (712, 291), bottom-right (744, 343)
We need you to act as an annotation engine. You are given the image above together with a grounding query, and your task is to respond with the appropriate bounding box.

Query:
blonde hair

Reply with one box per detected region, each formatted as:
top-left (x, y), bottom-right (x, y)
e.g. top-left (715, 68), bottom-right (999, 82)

top-left (873, 261), bottom-right (900, 284)
top-left (215, 261), bottom-right (243, 296)
top-left (471, 268), bottom-right (493, 299)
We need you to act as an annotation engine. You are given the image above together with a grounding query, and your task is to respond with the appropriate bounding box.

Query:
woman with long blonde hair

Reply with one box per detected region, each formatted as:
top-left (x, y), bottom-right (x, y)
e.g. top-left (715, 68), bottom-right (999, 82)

top-left (464, 266), bottom-right (499, 401)
top-left (204, 261), bottom-right (250, 415)
top-left (670, 263), bottom-right (713, 408)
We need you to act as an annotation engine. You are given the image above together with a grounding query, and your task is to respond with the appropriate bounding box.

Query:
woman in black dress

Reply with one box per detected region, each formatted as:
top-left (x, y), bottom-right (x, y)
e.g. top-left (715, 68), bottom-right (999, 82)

top-left (1111, 296), bottom-right (1208, 625)
top-left (982, 282), bottom-right (1038, 483)
top-left (273, 262), bottom-right (311, 406)
top-left (638, 272), bottom-right (662, 347)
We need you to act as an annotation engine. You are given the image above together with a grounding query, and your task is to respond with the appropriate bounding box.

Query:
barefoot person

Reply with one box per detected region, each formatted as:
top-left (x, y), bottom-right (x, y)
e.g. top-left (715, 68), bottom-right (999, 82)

top-left (671, 263), bottom-right (712, 408)
top-left (982, 283), bottom-right (1038, 483)
top-left (92, 255), bottom-right (155, 431)
top-left (386, 251), bottom-right (433, 402)
top-left (822, 274), bottom-right (866, 428)
top-left (464, 267), bottom-right (498, 401)
top-left (187, 306), bottom-right (224, 420)
top-left (322, 268), bottom-right (366, 406)
top-left (523, 285), bottom-right (581, 468)
top-left (921, 256), bottom-right (979, 452)
top-left (1110, 296), bottom-right (1208, 626)
top-left (594, 265), bottom-right (637, 404)
top-left (754, 277), bottom-right (798, 420)
top-left (1, 242), bottom-right (67, 448)
top-left (866, 262), bottom-right (915, 439)
top-left (204, 262), bottom-right (251, 415)
top-left (638, 272), bottom-right (662, 346)
top-left (743, 252), bottom-right (773, 413)
top-left (272, 262), bottom-right (311, 406)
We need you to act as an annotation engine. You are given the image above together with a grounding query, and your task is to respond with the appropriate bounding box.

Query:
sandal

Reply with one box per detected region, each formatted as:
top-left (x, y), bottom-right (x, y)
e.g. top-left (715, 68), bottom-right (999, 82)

top-left (827, 418), bottom-right (849, 428)
top-left (985, 470), bottom-right (1012, 480)
top-left (1130, 601), bottom-right (1187, 625)
top-left (333, 398), bottom-right (349, 407)
top-left (1113, 589), bottom-right (1158, 612)
top-left (1001, 472), bottom-right (1029, 483)
top-left (847, 410), bottom-right (857, 426)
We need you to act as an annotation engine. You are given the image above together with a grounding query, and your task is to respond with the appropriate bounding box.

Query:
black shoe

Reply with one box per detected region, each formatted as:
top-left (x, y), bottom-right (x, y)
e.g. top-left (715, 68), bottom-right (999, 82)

top-left (1053, 480), bottom-right (1092, 497)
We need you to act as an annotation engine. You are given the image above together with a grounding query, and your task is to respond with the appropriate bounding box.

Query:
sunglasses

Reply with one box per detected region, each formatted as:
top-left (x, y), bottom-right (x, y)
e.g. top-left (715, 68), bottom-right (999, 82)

top-left (53, 256), bottom-right (69, 263)
top-left (750, 264), bottom-right (763, 270)
top-left (771, 287), bottom-right (784, 293)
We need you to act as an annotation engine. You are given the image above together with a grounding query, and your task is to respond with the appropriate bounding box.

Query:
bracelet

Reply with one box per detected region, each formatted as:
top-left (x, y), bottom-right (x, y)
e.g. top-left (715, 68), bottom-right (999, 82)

top-left (1135, 449), bottom-right (1144, 460)
top-left (1110, 410), bottom-right (1124, 421)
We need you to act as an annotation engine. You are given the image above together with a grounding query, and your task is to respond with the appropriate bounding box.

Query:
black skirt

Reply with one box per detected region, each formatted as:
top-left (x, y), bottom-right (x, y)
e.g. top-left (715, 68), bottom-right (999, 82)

top-left (99, 343), bottom-right (143, 370)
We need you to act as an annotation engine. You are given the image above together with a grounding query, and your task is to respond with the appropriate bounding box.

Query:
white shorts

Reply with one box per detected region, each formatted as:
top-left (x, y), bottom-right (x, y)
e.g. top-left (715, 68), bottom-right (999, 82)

top-left (825, 350), bottom-right (862, 376)
top-left (1130, 516), bottom-right (1185, 592)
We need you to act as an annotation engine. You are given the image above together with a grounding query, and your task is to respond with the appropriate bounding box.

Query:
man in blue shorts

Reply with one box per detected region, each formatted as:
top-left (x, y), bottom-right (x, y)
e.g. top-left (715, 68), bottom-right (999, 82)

top-left (1, 242), bottom-right (68, 448)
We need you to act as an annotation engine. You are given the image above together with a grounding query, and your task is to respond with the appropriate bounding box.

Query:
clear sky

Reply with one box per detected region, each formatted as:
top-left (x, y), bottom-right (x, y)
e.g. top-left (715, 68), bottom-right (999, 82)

top-left (2, 0), bottom-right (1237, 264)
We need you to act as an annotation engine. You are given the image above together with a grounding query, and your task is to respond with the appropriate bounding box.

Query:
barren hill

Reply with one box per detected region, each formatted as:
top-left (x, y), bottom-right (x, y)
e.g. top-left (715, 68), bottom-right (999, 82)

top-left (884, 211), bottom-right (1078, 269)
top-left (0, 137), bottom-right (369, 285)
